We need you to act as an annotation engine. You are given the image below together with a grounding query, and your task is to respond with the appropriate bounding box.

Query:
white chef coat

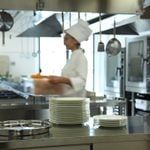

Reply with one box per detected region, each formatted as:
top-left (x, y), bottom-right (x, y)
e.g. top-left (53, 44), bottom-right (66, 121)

top-left (61, 48), bottom-right (87, 96)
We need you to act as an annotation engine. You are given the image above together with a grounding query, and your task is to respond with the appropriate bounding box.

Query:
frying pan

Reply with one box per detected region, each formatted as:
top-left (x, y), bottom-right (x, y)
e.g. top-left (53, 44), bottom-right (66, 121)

top-left (0, 11), bottom-right (14, 45)
top-left (106, 20), bottom-right (121, 55)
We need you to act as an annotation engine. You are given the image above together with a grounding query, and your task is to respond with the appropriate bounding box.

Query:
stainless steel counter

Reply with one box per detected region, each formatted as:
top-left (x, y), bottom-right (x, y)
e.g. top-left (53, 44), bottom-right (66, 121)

top-left (0, 79), bottom-right (50, 121)
top-left (0, 103), bottom-right (48, 110)
top-left (0, 97), bottom-right (49, 121)
top-left (0, 116), bottom-right (150, 149)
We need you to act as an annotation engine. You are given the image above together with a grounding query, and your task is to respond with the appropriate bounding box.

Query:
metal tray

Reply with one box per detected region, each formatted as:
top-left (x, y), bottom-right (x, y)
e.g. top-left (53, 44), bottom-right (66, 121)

top-left (0, 120), bottom-right (51, 139)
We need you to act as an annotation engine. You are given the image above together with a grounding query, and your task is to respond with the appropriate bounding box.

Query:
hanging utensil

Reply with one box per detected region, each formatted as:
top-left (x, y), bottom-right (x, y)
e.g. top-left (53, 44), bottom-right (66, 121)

top-left (32, 38), bottom-right (38, 57)
top-left (62, 12), bottom-right (69, 60)
top-left (106, 19), bottom-right (121, 56)
top-left (32, 12), bottom-right (38, 57)
top-left (97, 13), bottom-right (104, 52)
top-left (78, 12), bottom-right (80, 21)
top-left (0, 11), bottom-right (14, 45)
top-left (61, 12), bottom-right (65, 34)
top-left (84, 13), bottom-right (87, 21)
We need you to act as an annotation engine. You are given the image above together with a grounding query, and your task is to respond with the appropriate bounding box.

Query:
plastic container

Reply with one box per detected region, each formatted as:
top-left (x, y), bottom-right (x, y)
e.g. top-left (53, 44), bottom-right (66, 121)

top-left (22, 78), bottom-right (70, 95)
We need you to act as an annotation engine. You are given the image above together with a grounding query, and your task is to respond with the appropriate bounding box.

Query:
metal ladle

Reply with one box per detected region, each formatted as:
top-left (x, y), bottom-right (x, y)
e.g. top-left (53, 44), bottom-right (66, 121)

top-left (97, 13), bottom-right (104, 52)
top-left (106, 20), bottom-right (121, 56)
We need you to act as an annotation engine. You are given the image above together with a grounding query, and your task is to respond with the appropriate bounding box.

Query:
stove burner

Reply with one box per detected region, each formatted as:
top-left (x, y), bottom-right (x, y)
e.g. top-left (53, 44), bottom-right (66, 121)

top-left (0, 120), bottom-right (51, 140)
top-left (0, 90), bottom-right (21, 99)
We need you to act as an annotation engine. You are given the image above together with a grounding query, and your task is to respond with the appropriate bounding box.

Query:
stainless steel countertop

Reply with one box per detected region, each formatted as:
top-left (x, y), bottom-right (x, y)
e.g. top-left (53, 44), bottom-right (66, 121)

top-left (0, 116), bottom-right (150, 149)
top-left (0, 103), bottom-right (48, 109)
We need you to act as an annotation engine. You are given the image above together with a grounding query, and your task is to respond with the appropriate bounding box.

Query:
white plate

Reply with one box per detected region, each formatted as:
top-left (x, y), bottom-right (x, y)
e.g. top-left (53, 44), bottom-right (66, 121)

top-left (50, 97), bottom-right (87, 101)
top-left (93, 115), bottom-right (127, 127)
top-left (49, 97), bottom-right (90, 125)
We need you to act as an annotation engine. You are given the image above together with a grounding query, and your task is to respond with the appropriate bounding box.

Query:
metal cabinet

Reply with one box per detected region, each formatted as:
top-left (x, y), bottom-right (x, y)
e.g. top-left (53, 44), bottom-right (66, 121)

top-left (17, 145), bottom-right (90, 150)
top-left (126, 36), bottom-right (150, 94)
top-left (93, 141), bottom-right (150, 150)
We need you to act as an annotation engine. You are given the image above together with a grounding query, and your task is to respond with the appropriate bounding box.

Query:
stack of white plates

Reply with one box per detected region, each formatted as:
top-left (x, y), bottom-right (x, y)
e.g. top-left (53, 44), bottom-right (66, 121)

top-left (93, 115), bottom-right (127, 127)
top-left (49, 97), bottom-right (90, 125)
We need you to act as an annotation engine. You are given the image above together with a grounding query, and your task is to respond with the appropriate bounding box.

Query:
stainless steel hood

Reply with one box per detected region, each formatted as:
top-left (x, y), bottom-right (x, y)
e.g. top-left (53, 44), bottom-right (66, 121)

top-left (132, 18), bottom-right (150, 33)
top-left (141, 5), bottom-right (150, 18)
top-left (0, 0), bottom-right (145, 38)
top-left (140, 0), bottom-right (150, 19)
top-left (101, 15), bottom-right (150, 35)
top-left (17, 14), bottom-right (62, 37)
top-left (0, 0), bottom-right (143, 14)
top-left (101, 24), bottom-right (139, 35)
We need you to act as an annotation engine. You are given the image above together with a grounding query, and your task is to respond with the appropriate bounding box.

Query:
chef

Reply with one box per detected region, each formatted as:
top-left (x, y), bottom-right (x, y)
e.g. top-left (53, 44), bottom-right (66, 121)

top-left (48, 19), bottom-right (92, 96)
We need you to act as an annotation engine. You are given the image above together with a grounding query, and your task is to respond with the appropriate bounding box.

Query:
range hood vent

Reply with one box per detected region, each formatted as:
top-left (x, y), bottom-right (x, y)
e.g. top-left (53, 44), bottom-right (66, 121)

top-left (101, 17), bottom-right (150, 35)
top-left (17, 14), bottom-right (62, 37)
top-left (101, 23), bottom-right (139, 35)
top-left (132, 19), bottom-right (150, 33)
top-left (0, 0), bottom-right (143, 14)
top-left (140, 6), bottom-right (150, 19)
top-left (140, 0), bottom-right (150, 19)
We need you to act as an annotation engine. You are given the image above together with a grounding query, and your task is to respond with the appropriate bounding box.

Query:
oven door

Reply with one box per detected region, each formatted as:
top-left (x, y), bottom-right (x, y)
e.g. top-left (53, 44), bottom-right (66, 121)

top-left (126, 36), bottom-right (149, 93)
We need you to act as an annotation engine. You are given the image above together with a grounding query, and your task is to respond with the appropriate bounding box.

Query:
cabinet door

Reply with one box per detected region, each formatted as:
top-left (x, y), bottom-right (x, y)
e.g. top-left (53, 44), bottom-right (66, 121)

top-left (18, 145), bottom-right (90, 150)
top-left (94, 141), bottom-right (150, 150)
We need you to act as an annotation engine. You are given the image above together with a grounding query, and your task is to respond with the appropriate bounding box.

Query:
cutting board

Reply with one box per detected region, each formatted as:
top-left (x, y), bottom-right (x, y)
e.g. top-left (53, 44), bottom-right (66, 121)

top-left (0, 55), bottom-right (9, 76)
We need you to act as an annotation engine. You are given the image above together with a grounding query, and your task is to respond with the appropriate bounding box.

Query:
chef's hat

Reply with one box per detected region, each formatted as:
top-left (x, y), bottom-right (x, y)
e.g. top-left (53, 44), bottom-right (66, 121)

top-left (65, 19), bottom-right (92, 43)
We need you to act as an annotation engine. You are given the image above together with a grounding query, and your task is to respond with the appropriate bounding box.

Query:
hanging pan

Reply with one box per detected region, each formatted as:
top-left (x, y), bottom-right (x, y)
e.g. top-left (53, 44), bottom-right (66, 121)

top-left (0, 11), bottom-right (14, 45)
top-left (106, 20), bottom-right (121, 56)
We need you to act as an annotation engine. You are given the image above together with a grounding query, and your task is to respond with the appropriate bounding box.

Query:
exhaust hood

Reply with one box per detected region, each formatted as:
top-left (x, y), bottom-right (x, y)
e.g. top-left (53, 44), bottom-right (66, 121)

top-left (101, 15), bottom-right (150, 35)
top-left (17, 14), bottom-right (62, 37)
top-left (140, 0), bottom-right (150, 19)
top-left (132, 18), bottom-right (150, 34)
top-left (0, 0), bottom-right (143, 14)
top-left (101, 24), bottom-right (139, 35)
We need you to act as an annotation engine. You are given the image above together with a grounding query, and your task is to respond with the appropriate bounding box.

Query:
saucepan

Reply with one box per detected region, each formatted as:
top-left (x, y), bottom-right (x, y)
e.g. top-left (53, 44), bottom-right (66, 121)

top-left (106, 20), bottom-right (121, 55)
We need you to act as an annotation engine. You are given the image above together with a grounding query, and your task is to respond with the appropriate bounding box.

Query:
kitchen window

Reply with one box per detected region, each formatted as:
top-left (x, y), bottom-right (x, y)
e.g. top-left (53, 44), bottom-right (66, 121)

top-left (40, 36), bottom-right (94, 92)
top-left (40, 37), bottom-right (66, 76)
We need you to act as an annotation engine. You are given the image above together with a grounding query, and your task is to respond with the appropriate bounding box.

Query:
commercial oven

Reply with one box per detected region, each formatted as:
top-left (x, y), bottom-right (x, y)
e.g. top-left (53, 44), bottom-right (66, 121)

top-left (126, 36), bottom-right (150, 94)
